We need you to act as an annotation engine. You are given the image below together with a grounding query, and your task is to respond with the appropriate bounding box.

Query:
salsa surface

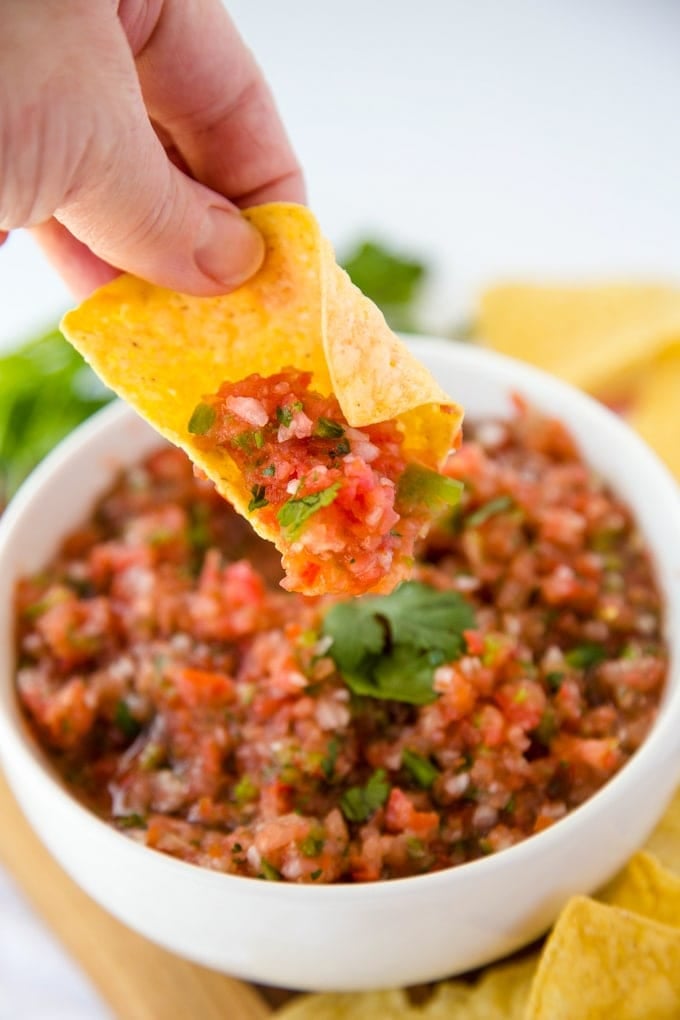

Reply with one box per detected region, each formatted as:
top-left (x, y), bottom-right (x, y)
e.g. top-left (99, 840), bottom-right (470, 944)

top-left (189, 368), bottom-right (461, 596)
top-left (15, 405), bottom-right (666, 882)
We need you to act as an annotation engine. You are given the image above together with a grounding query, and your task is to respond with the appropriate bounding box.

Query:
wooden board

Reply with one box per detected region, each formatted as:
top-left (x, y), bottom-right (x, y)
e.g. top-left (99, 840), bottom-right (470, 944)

top-left (0, 770), bottom-right (277, 1020)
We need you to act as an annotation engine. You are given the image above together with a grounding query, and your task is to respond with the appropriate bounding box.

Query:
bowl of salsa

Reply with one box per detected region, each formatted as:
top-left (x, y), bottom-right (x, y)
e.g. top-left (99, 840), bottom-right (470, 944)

top-left (0, 338), bottom-right (679, 990)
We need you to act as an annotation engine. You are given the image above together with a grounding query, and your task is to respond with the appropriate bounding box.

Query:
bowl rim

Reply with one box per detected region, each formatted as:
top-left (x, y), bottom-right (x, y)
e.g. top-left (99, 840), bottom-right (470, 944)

top-left (1, 335), bottom-right (680, 901)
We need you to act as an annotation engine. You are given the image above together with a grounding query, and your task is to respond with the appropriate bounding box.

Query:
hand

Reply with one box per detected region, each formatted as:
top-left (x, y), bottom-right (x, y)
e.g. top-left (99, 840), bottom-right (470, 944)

top-left (0, 0), bottom-right (305, 297)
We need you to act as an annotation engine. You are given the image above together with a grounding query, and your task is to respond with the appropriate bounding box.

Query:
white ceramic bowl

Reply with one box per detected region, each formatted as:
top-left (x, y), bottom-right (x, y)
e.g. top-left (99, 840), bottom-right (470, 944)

top-left (1, 339), bottom-right (680, 992)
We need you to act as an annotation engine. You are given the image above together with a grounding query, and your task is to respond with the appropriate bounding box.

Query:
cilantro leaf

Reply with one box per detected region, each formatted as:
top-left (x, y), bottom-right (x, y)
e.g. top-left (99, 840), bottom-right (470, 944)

top-left (402, 749), bottom-right (440, 789)
top-left (465, 495), bottom-right (514, 528)
top-left (323, 581), bottom-right (475, 705)
top-left (114, 699), bottom-right (141, 740)
top-left (374, 581), bottom-right (475, 660)
top-left (248, 484), bottom-right (268, 512)
top-left (319, 601), bottom-right (385, 675)
top-left (0, 328), bottom-right (112, 506)
top-left (277, 482), bottom-right (341, 540)
top-left (314, 417), bottom-right (345, 439)
top-left (340, 769), bottom-right (390, 823)
top-left (341, 241), bottom-right (427, 331)
top-left (371, 646), bottom-right (443, 705)
top-left (276, 401), bottom-right (303, 429)
top-left (187, 402), bottom-right (216, 435)
top-left (565, 643), bottom-right (607, 669)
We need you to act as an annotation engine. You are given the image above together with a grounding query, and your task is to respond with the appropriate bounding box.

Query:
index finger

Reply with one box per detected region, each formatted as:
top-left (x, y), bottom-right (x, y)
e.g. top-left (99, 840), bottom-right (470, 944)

top-left (120, 0), bottom-right (305, 207)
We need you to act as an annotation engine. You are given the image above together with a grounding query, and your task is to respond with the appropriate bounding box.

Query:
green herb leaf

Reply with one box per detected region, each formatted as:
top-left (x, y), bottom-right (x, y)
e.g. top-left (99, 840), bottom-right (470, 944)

top-left (330, 438), bottom-right (351, 458)
top-left (465, 495), bottom-right (515, 528)
top-left (565, 643), bottom-right (607, 669)
top-left (234, 775), bottom-right (258, 804)
top-left (396, 464), bottom-right (463, 513)
top-left (341, 241), bottom-right (427, 331)
top-left (276, 401), bottom-right (303, 429)
top-left (300, 834), bottom-right (325, 857)
top-left (323, 581), bottom-right (475, 705)
top-left (340, 769), bottom-right (390, 823)
top-left (402, 749), bottom-right (440, 789)
top-left (545, 671), bottom-right (565, 692)
top-left (314, 417), bottom-right (345, 439)
top-left (277, 482), bottom-right (341, 540)
top-left (117, 813), bottom-right (147, 829)
top-left (187, 402), bottom-right (216, 435)
top-left (320, 601), bottom-right (385, 676)
top-left (533, 709), bottom-right (558, 747)
top-left (262, 464), bottom-right (276, 477)
top-left (114, 700), bottom-right (141, 740)
top-left (260, 859), bottom-right (281, 881)
top-left (321, 737), bottom-right (341, 781)
top-left (373, 581), bottom-right (475, 657)
top-left (0, 328), bottom-right (112, 506)
top-left (248, 484), bottom-right (268, 512)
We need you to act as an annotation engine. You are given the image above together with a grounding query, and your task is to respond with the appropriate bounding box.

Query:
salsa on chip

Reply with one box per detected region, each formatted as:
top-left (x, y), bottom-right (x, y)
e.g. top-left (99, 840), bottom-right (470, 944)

top-left (61, 204), bottom-right (462, 595)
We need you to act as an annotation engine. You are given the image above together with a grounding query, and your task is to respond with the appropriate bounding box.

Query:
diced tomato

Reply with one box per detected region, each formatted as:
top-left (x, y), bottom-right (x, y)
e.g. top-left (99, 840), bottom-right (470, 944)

top-left (172, 668), bottom-right (235, 707)
top-left (385, 788), bottom-right (439, 837)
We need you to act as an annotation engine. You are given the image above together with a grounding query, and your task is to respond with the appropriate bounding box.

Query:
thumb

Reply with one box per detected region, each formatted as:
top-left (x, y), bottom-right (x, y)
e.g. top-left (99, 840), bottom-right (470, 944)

top-left (56, 110), bottom-right (265, 296)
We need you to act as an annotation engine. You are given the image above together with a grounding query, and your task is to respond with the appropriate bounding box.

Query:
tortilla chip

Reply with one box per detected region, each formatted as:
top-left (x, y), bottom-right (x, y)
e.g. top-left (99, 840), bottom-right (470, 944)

top-left (272, 989), bottom-right (414, 1019)
top-left (644, 786), bottom-right (680, 875)
top-left (319, 240), bottom-right (455, 461)
top-left (425, 956), bottom-right (536, 1018)
top-left (628, 345), bottom-right (680, 480)
top-left (479, 283), bottom-right (680, 396)
top-left (600, 851), bottom-right (680, 928)
top-left (525, 896), bottom-right (680, 1019)
top-left (61, 204), bottom-right (461, 589)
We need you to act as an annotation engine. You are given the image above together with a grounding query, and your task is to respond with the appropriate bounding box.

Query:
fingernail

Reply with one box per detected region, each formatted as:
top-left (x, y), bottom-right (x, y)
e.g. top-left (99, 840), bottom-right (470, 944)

top-left (195, 206), bottom-right (264, 287)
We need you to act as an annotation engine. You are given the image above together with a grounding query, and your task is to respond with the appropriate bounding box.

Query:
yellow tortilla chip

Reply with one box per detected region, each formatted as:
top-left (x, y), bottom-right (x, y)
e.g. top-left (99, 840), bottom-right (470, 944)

top-left (319, 241), bottom-right (456, 460)
top-left (525, 896), bottom-right (680, 1019)
top-left (600, 851), bottom-right (680, 928)
top-left (644, 786), bottom-right (680, 875)
top-left (61, 204), bottom-right (461, 593)
top-left (628, 344), bottom-right (680, 480)
top-left (425, 955), bottom-right (536, 1018)
top-left (479, 283), bottom-right (680, 396)
top-left (272, 989), bottom-right (414, 1019)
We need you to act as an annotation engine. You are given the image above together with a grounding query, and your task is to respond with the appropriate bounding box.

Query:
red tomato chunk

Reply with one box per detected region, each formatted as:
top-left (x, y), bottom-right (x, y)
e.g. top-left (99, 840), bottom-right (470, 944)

top-left (190, 368), bottom-right (452, 595)
top-left (15, 406), bottom-right (666, 883)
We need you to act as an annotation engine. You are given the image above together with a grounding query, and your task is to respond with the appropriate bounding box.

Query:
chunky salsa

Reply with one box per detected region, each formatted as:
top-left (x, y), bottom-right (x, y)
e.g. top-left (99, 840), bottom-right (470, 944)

top-left (15, 404), bottom-right (666, 883)
top-left (188, 368), bottom-right (462, 596)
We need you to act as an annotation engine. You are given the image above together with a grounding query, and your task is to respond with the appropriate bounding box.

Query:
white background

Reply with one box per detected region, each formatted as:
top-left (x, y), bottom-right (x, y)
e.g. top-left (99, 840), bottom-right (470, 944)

top-left (1, 1), bottom-right (680, 1015)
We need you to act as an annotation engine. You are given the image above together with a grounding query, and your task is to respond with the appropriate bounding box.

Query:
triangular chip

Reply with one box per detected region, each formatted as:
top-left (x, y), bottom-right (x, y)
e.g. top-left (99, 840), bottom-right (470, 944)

top-left (61, 204), bottom-right (462, 595)
top-left (479, 283), bottom-right (680, 396)
top-left (600, 851), bottom-right (680, 928)
top-left (426, 955), bottom-right (536, 1018)
top-left (644, 785), bottom-right (680, 875)
top-left (628, 345), bottom-right (680, 480)
top-left (525, 896), bottom-right (680, 1019)
top-left (272, 989), bottom-right (413, 1019)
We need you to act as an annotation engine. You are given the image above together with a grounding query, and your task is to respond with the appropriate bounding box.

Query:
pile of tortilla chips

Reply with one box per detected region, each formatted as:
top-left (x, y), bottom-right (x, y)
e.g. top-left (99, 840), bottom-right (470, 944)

top-left (274, 790), bottom-right (680, 1018)
top-left (479, 282), bottom-right (680, 478)
top-left (61, 204), bottom-right (461, 595)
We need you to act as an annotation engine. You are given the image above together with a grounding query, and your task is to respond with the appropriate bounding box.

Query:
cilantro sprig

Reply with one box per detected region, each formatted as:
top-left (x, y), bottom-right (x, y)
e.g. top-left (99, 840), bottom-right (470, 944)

top-left (0, 328), bottom-right (112, 507)
top-left (323, 581), bottom-right (475, 705)
top-left (277, 482), bottom-right (341, 540)
top-left (340, 769), bottom-right (390, 823)
top-left (341, 241), bottom-right (427, 332)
